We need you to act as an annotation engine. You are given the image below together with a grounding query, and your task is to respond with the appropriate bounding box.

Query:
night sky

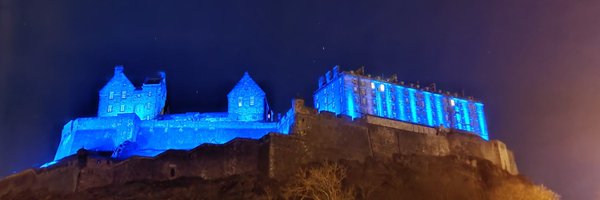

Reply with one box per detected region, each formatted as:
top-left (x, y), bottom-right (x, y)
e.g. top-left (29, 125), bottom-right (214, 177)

top-left (1, 0), bottom-right (599, 199)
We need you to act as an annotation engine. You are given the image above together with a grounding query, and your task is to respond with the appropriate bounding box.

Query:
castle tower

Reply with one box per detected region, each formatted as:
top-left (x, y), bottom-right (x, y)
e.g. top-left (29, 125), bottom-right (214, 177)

top-left (97, 66), bottom-right (167, 120)
top-left (227, 72), bottom-right (266, 121)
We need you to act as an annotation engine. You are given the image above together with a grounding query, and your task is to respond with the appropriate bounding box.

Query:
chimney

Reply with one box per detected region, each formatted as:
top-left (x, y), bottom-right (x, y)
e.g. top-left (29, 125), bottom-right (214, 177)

top-left (158, 71), bottom-right (166, 79)
top-left (114, 65), bottom-right (124, 74)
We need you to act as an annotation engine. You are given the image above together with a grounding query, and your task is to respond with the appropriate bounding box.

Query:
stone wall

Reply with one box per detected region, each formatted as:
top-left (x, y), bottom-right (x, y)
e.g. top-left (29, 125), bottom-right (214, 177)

top-left (75, 138), bottom-right (265, 191)
top-left (267, 99), bottom-right (518, 178)
top-left (0, 99), bottom-right (518, 196)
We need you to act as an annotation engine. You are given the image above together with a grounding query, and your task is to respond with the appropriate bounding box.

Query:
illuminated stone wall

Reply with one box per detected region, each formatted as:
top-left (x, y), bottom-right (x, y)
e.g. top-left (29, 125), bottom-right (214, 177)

top-left (53, 68), bottom-right (280, 162)
top-left (269, 99), bottom-right (517, 178)
top-left (314, 66), bottom-right (489, 140)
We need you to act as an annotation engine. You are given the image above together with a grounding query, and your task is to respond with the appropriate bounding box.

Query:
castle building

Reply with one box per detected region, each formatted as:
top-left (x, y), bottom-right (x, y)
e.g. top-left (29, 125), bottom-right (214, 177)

top-left (53, 67), bottom-right (280, 161)
top-left (51, 65), bottom-right (490, 163)
top-left (97, 66), bottom-right (167, 120)
top-left (313, 66), bottom-right (489, 140)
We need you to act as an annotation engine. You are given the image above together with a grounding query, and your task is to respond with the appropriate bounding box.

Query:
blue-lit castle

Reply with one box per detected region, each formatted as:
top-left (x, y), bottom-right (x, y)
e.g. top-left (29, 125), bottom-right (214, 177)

top-left (52, 65), bottom-right (490, 163)
top-left (3, 65), bottom-right (521, 195)
top-left (53, 66), bottom-right (279, 161)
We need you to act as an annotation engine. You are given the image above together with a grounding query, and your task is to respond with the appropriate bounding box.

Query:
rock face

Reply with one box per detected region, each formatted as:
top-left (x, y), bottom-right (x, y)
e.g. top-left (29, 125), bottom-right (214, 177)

top-left (0, 156), bottom-right (531, 200)
top-left (0, 99), bottom-right (520, 199)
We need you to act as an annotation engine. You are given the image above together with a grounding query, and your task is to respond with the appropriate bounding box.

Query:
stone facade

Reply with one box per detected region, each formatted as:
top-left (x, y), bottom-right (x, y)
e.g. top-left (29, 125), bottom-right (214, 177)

top-left (314, 66), bottom-right (489, 140)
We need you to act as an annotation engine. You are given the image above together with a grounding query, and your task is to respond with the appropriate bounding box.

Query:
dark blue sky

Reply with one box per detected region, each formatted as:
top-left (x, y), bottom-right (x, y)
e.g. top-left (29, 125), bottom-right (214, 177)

top-left (1, 0), bottom-right (599, 199)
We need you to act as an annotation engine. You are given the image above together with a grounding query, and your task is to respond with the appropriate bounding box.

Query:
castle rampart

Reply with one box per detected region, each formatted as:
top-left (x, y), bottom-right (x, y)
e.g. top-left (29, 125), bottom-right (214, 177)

top-left (0, 99), bottom-right (517, 197)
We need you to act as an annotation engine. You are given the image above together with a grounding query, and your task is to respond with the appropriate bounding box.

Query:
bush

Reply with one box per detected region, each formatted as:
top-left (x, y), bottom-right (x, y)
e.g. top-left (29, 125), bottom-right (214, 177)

top-left (489, 182), bottom-right (560, 200)
top-left (282, 162), bottom-right (355, 200)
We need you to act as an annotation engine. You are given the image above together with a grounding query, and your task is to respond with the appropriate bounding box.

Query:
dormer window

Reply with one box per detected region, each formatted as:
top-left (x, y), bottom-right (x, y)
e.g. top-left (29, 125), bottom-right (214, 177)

top-left (121, 91), bottom-right (127, 99)
top-left (109, 91), bottom-right (114, 100)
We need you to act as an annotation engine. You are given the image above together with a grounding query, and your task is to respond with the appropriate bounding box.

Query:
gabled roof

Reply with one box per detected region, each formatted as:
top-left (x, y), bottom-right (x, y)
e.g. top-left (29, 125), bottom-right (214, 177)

top-left (100, 66), bottom-right (135, 93)
top-left (227, 72), bottom-right (265, 97)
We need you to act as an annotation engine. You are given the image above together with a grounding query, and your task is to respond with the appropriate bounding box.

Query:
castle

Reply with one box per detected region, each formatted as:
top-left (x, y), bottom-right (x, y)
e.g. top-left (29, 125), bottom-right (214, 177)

top-left (1, 65), bottom-right (517, 195)
top-left (50, 66), bottom-right (491, 164)
top-left (53, 66), bottom-right (280, 162)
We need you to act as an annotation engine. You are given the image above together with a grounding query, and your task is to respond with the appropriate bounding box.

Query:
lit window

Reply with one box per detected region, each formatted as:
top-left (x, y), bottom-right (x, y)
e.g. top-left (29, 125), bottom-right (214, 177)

top-left (371, 82), bottom-right (375, 89)
top-left (107, 105), bottom-right (112, 113)
top-left (238, 97), bottom-right (243, 107)
top-left (450, 99), bottom-right (455, 106)
top-left (120, 105), bottom-right (125, 112)
top-left (250, 96), bottom-right (255, 106)
top-left (121, 91), bottom-right (126, 99)
top-left (109, 91), bottom-right (114, 100)
top-left (379, 84), bottom-right (385, 92)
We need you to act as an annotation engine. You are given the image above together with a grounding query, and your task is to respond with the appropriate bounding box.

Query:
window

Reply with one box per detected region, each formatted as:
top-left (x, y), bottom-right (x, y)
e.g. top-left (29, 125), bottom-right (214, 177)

top-left (120, 105), bottom-right (125, 112)
top-left (238, 97), bottom-right (243, 107)
top-left (250, 96), bottom-right (255, 106)
top-left (109, 91), bottom-right (114, 100)
top-left (146, 103), bottom-right (151, 110)
top-left (148, 91), bottom-right (152, 97)
top-left (450, 99), bottom-right (455, 106)
top-left (379, 84), bottom-right (385, 92)
top-left (121, 91), bottom-right (126, 99)
top-left (371, 82), bottom-right (375, 89)
top-left (107, 105), bottom-right (113, 113)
